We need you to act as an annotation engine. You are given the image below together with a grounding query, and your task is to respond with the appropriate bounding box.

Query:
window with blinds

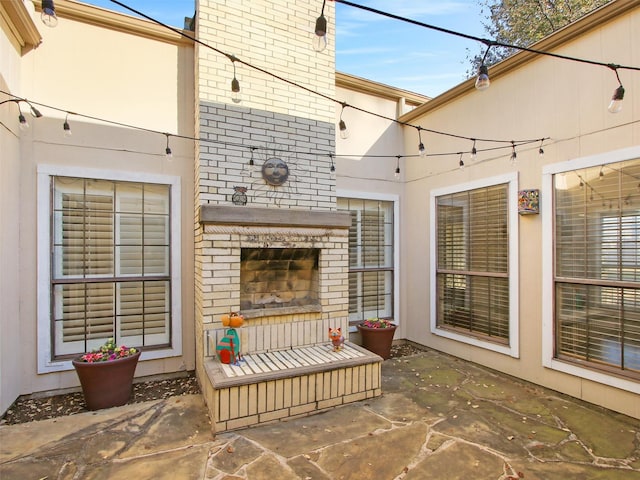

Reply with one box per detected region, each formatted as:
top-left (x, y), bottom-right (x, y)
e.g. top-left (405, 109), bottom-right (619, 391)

top-left (435, 184), bottom-right (510, 343)
top-left (337, 198), bottom-right (394, 324)
top-left (554, 159), bottom-right (640, 378)
top-left (51, 177), bottom-right (171, 358)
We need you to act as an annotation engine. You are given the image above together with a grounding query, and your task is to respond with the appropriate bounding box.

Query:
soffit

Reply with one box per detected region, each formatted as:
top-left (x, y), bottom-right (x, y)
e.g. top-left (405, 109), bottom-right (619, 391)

top-left (1, 0), bottom-right (42, 54)
top-left (336, 71), bottom-right (430, 107)
top-left (45, 0), bottom-right (193, 46)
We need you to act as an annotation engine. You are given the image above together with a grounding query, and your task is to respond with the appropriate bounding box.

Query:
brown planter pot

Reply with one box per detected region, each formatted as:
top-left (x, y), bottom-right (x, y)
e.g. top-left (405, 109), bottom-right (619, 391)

top-left (72, 351), bottom-right (141, 410)
top-left (357, 324), bottom-right (397, 360)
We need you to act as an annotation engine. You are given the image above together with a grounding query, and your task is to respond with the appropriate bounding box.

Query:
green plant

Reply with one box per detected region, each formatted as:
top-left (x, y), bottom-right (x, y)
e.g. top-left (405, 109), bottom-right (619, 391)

top-left (361, 318), bottom-right (395, 329)
top-left (78, 338), bottom-right (138, 363)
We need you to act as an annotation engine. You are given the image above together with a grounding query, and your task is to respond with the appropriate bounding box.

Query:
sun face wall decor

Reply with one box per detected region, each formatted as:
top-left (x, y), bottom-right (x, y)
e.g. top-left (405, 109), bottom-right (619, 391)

top-left (261, 157), bottom-right (289, 186)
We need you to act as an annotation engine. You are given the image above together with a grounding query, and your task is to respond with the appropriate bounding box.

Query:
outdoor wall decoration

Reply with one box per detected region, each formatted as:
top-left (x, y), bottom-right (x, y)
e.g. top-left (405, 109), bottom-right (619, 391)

top-left (518, 189), bottom-right (540, 214)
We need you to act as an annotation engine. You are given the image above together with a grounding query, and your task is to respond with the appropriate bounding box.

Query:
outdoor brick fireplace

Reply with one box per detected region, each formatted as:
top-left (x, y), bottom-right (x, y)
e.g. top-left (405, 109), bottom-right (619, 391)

top-left (198, 205), bottom-right (351, 329)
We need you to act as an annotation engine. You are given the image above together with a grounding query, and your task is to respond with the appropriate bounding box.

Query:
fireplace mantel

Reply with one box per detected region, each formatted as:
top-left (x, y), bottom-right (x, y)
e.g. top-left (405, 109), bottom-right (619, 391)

top-left (200, 205), bottom-right (351, 229)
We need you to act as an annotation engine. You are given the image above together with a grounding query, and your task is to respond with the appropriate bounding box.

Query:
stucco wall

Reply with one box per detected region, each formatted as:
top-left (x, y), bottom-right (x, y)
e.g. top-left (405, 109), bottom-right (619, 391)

top-left (2, 4), bottom-right (196, 406)
top-left (401, 4), bottom-right (639, 418)
top-left (0, 1), bottom-right (34, 415)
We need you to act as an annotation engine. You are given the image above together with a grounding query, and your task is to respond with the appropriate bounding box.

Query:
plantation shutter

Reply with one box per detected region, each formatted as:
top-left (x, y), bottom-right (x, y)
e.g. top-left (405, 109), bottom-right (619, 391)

top-left (52, 177), bottom-right (171, 358)
top-left (340, 198), bottom-right (394, 323)
top-left (436, 184), bottom-right (510, 342)
top-left (554, 160), bottom-right (640, 374)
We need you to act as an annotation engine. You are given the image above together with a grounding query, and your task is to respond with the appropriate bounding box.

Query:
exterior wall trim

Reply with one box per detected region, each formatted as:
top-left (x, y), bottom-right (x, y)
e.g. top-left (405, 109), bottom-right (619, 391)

top-left (47, 0), bottom-right (193, 46)
top-left (1, 0), bottom-right (42, 53)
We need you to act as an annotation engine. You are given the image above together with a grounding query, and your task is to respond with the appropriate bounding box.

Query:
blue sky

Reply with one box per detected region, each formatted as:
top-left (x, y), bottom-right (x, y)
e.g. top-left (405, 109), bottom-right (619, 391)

top-left (80, 0), bottom-right (487, 97)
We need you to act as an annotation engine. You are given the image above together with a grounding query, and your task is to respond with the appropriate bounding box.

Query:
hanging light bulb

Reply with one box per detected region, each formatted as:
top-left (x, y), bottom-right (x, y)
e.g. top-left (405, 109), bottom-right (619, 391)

top-left (313, 0), bottom-right (328, 52)
top-left (417, 127), bottom-right (426, 157)
top-left (475, 65), bottom-right (490, 90)
top-left (230, 57), bottom-right (241, 104)
top-left (608, 85), bottom-right (624, 114)
top-left (538, 139), bottom-right (545, 157)
top-left (165, 133), bottom-right (173, 158)
top-left (248, 147), bottom-right (256, 176)
top-left (475, 44), bottom-right (492, 91)
top-left (338, 103), bottom-right (349, 139)
top-left (394, 156), bottom-right (401, 180)
top-left (18, 113), bottom-right (29, 130)
top-left (329, 154), bottom-right (336, 176)
top-left (63, 114), bottom-right (72, 137)
top-left (510, 142), bottom-right (517, 165)
top-left (458, 153), bottom-right (465, 170)
top-left (607, 67), bottom-right (624, 113)
top-left (41, 0), bottom-right (58, 28)
top-left (470, 139), bottom-right (477, 160)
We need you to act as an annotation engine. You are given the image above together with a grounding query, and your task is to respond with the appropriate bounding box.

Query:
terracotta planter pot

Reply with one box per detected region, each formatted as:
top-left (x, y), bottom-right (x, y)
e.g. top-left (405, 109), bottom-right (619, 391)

top-left (72, 351), bottom-right (141, 410)
top-left (357, 324), bottom-right (397, 360)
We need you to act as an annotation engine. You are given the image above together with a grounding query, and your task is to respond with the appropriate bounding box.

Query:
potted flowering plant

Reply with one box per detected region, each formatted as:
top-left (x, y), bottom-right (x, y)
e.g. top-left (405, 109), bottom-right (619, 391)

top-left (72, 338), bottom-right (141, 411)
top-left (357, 318), bottom-right (397, 359)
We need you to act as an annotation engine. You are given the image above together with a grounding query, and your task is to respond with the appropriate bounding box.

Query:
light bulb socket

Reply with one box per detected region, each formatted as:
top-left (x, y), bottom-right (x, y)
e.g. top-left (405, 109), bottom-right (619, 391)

top-left (418, 142), bottom-right (426, 157)
top-left (231, 77), bottom-right (241, 103)
top-left (611, 85), bottom-right (625, 101)
top-left (63, 120), bottom-right (72, 136)
top-left (315, 15), bottom-right (327, 37)
top-left (165, 147), bottom-right (173, 157)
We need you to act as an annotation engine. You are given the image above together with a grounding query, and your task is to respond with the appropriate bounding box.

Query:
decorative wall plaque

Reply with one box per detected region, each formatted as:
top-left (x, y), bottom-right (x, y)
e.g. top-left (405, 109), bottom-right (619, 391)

top-left (518, 189), bottom-right (539, 214)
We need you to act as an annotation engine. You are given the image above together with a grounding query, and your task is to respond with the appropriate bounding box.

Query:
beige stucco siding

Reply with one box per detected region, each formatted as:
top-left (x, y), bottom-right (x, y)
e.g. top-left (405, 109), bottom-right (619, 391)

top-left (1, 5), bottom-right (195, 406)
top-left (401, 4), bottom-right (639, 418)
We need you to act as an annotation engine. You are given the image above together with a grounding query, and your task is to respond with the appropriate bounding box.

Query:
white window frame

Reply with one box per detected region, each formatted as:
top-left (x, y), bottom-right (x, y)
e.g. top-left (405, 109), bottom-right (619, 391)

top-left (338, 190), bottom-right (400, 332)
top-left (430, 172), bottom-right (520, 358)
top-left (542, 146), bottom-right (640, 394)
top-left (37, 165), bottom-right (183, 373)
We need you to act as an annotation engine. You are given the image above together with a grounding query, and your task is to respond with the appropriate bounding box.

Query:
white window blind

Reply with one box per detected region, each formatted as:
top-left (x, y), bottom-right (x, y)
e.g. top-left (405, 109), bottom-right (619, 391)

top-left (51, 177), bottom-right (171, 358)
top-left (338, 198), bottom-right (394, 323)
top-left (554, 159), bottom-right (640, 377)
top-left (436, 184), bottom-right (510, 342)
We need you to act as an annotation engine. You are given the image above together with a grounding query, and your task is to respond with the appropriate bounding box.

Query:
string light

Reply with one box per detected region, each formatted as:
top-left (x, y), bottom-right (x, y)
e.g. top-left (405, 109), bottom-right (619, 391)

top-left (63, 113), bottom-right (72, 137)
top-left (475, 43), bottom-right (493, 91)
top-left (230, 56), bottom-right (241, 104)
top-left (41, 0), bottom-right (58, 28)
top-left (458, 152), bottom-right (464, 169)
top-left (607, 67), bottom-right (624, 114)
top-left (599, 166), bottom-right (604, 180)
top-left (329, 153), bottom-right (335, 175)
top-left (394, 156), bottom-right (401, 179)
top-left (248, 146), bottom-right (257, 176)
top-left (313, 0), bottom-right (328, 52)
top-left (510, 142), bottom-right (517, 165)
top-left (0, 98), bottom-right (42, 130)
top-left (417, 127), bottom-right (426, 157)
top-left (164, 133), bottom-right (172, 158)
top-left (470, 139), bottom-right (477, 160)
top-left (108, 1), bottom-right (550, 153)
top-left (338, 103), bottom-right (349, 139)
top-left (538, 139), bottom-right (544, 157)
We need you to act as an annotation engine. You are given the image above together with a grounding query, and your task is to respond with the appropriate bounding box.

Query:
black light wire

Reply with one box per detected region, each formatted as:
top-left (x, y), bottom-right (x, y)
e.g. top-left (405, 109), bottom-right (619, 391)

top-left (0, 88), bottom-right (546, 161)
top-left (334, 0), bottom-right (640, 73)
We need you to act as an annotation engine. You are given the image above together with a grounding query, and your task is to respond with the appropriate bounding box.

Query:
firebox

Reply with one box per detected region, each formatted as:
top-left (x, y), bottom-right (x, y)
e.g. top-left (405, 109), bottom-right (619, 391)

top-left (240, 248), bottom-right (320, 314)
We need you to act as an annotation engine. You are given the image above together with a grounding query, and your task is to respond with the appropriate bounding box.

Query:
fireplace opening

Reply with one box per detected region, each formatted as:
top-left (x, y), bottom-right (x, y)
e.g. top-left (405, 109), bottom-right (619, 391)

top-left (240, 248), bottom-right (320, 316)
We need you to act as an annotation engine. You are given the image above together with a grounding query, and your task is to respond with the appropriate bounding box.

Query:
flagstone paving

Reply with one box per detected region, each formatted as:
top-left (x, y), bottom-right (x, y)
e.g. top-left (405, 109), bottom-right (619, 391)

top-left (1, 348), bottom-right (639, 479)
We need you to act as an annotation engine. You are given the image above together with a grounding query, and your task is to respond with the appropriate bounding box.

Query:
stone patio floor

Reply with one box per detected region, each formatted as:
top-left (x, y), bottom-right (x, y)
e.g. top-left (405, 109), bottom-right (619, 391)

top-left (1, 348), bottom-right (639, 479)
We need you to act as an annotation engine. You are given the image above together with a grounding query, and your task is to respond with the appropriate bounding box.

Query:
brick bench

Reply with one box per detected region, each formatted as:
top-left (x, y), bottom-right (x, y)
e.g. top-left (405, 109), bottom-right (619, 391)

top-left (201, 319), bottom-right (383, 432)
